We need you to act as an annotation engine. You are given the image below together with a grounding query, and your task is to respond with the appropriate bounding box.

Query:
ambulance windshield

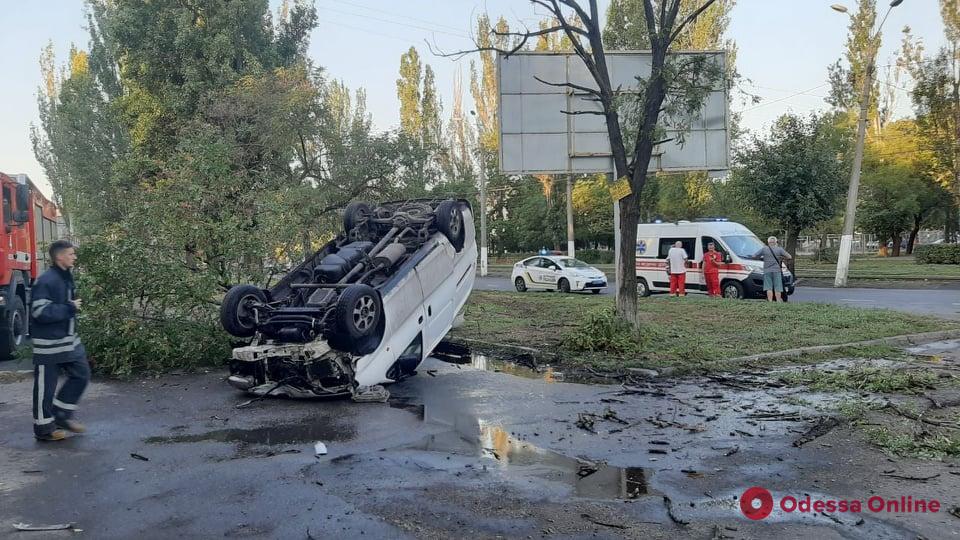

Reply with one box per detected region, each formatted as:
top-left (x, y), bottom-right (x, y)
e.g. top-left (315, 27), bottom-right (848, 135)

top-left (721, 235), bottom-right (765, 259)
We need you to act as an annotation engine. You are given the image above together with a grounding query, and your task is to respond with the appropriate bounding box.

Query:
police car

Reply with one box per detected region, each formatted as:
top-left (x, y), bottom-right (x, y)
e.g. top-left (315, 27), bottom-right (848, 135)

top-left (511, 256), bottom-right (608, 294)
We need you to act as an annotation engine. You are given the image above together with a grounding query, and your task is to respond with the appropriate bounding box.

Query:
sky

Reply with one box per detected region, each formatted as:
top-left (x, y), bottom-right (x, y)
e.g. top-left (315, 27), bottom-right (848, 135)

top-left (0, 1), bottom-right (950, 198)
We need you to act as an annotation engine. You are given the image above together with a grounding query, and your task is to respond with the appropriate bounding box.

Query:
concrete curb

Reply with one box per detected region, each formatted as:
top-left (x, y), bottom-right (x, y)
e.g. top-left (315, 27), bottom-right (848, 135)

top-left (727, 329), bottom-right (960, 364)
top-left (0, 370), bottom-right (33, 384)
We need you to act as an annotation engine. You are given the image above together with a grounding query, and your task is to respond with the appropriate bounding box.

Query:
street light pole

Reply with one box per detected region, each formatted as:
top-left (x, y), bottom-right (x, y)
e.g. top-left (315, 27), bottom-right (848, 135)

top-left (833, 0), bottom-right (903, 287)
top-left (470, 110), bottom-right (488, 276)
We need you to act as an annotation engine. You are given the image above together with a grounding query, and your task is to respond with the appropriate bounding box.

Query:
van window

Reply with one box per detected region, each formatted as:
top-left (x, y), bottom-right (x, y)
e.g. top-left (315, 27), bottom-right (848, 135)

top-left (658, 238), bottom-right (696, 259)
top-left (1, 187), bottom-right (11, 224)
top-left (702, 236), bottom-right (727, 260)
top-left (722, 235), bottom-right (765, 259)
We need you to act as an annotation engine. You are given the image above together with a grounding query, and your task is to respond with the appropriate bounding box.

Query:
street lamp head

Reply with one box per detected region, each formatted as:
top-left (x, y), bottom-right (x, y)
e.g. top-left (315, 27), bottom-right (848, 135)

top-left (831, 4), bottom-right (849, 13)
top-left (889, 0), bottom-right (903, 7)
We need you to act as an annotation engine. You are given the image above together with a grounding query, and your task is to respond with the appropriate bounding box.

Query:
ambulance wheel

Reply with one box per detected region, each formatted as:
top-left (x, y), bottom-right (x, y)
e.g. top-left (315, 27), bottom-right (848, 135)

top-left (514, 277), bottom-right (527, 292)
top-left (558, 278), bottom-right (571, 293)
top-left (0, 297), bottom-right (26, 360)
top-left (435, 200), bottom-right (465, 252)
top-left (636, 278), bottom-right (651, 297)
top-left (722, 281), bottom-right (744, 300)
top-left (591, 289), bottom-right (601, 294)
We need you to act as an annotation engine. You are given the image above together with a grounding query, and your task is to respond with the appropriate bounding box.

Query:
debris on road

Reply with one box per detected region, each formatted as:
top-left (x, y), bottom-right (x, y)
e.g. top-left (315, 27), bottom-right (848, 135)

top-left (314, 442), bottom-right (328, 456)
top-left (663, 496), bottom-right (689, 525)
top-left (575, 413), bottom-right (597, 433)
top-left (580, 513), bottom-right (629, 529)
top-left (879, 472), bottom-right (940, 482)
top-left (13, 522), bottom-right (74, 532)
top-left (793, 417), bottom-right (841, 447)
top-left (130, 453), bottom-right (149, 462)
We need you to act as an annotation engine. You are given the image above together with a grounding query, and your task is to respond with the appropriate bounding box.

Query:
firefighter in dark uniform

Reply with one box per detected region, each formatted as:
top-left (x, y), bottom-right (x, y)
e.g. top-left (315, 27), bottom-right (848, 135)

top-left (31, 240), bottom-right (89, 441)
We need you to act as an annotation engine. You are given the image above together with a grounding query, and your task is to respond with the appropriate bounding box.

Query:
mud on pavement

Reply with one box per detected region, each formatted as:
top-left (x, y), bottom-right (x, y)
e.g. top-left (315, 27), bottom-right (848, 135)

top-left (1, 343), bottom-right (959, 539)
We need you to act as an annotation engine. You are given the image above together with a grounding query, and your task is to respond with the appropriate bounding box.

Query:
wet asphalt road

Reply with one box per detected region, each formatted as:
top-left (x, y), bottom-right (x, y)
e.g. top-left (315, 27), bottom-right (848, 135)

top-left (474, 275), bottom-right (960, 318)
top-left (2, 354), bottom-right (958, 539)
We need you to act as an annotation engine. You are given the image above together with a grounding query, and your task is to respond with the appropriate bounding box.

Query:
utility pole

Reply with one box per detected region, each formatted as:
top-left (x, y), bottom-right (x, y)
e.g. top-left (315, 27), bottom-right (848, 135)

top-left (833, 0), bottom-right (903, 287)
top-left (566, 175), bottom-right (575, 258)
top-left (479, 151), bottom-right (488, 276)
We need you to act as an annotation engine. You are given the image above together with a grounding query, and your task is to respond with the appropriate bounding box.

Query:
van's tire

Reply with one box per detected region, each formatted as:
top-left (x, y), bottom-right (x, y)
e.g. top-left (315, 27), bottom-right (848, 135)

top-left (722, 280), bottom-right (745, 300)
top-left (637, 278), bottom-right (651, 297)
top-left (591, 289), bottom-right (601, 294)
top-left (435, 200), bottom-right (465, 252)
top-left (332, 284), bottom-right (384, 354)
top-left (0, 297), bottom-right (26, 360)
top-left (343, 202), bottom-right (372, 238)
top-left (220, 285), bottom-right (268, 337)
top-left (514, 277), bottom-right (527, 292)
top-left (558, 278), bottom-right (571, 293)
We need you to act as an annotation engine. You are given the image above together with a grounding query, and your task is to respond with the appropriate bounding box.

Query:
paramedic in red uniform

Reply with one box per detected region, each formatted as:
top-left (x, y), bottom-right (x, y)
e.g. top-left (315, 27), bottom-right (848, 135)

top-left (703, 242), bottom-right (722, 297)
top-left (666, 241), bottom-right (688, 297)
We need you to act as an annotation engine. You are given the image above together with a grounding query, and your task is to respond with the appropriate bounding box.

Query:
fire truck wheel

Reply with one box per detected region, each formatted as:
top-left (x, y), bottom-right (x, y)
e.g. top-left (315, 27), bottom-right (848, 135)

top-left (0, 296), bottom-right (26, 360)
top-left (435, 200), bottom-right (465, 252)
top-left (220, 285), bottom-right (267, 338)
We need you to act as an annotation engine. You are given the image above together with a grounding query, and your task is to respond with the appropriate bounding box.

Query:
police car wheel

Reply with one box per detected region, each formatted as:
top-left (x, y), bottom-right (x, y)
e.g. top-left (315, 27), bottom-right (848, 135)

top-left (558, 279), bottom-right (570, 293)
top-left (514, 277), bottom-right (527, 292)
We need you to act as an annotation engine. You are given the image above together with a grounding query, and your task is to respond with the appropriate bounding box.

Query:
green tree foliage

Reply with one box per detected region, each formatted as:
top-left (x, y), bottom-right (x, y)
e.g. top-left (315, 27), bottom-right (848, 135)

top-left (31, 0), bottom-right (416, 375)
top-left (902, 2), bottom-right (960, 239)
top-left (859, 120), bottom-right (951, 255)
top-left (827, 0), bottom-right (882, 124)
top-left (731, 113), bottom-right (850, 255)
top-left (397, 46), bottom-right (423, 137)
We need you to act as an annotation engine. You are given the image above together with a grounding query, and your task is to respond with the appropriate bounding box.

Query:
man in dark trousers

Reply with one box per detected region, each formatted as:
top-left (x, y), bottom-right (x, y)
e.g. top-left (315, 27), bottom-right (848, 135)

top-left (31, 240), bottom-right (89, 441)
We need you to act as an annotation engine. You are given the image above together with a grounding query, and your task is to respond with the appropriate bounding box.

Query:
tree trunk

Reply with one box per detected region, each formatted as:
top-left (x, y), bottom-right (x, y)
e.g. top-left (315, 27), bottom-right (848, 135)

top-left (892, 234), bottom-right (902, 257)
top-left (906, 215), bottom-right (921, 255)
top-left (784, 228), bottom-right (798, 274)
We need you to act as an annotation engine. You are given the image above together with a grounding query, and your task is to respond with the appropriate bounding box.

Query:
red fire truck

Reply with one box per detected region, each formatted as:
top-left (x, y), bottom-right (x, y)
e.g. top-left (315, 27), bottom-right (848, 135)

top-left (0, 172), bottom-right (62, 360)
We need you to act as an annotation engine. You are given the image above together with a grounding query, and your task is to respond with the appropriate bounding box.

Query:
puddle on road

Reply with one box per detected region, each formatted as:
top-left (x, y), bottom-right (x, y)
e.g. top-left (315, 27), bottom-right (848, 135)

top-left (433, 346), bottom-right (567, 383)
top-left (400, 415), bottom-right (648, 500)
top-left (146, 421), bottom-right (353, 446)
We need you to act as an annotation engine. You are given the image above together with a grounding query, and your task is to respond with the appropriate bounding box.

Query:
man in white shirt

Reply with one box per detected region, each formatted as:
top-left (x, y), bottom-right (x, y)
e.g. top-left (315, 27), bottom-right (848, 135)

top-left (666, 241), bottom-right (689, 297)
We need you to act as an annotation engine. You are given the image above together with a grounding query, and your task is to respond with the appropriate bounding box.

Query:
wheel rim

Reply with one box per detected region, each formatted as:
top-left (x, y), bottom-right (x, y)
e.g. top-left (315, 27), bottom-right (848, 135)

top-left (448, 207), bottom-right (462, 237)
top-left (11, 310), bottom-right (23, 346)
top-left (723, 285), bottom-right (739, 299)
top-left (237, 294), bottom-right (258, 328)
top-left (561, 280), bottom-right (569, 292)
top-left (515, 278), bottom-right (525, 291)
top-left (637, 282), bottom-right (647, 295)
top-left (353, 295), bottom-right (377, 331)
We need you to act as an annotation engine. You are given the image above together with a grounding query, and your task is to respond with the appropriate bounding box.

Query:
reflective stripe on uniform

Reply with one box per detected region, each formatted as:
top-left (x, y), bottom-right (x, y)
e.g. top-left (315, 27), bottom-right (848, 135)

top-left (34, 365), bottom-right (54, 425)
top-left (32, 337), bottom-right (81, 355)
top-left (31, 298), bottom-right (52, 317)
top-left (32, 336), bottom-right (77, 346)
top-left (53, 398), bottom-right (78, 411)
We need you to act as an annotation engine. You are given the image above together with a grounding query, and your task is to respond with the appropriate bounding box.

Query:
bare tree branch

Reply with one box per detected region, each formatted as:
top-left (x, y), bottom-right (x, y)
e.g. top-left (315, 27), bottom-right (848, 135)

top-left (669, 0), bottom-right (718, 46)
top-left (533, 76), bottom-right (601, 96)
top-left (493, 24), bottom-right (588, 39)
top-left (560, 109), bottom-right (605, 116)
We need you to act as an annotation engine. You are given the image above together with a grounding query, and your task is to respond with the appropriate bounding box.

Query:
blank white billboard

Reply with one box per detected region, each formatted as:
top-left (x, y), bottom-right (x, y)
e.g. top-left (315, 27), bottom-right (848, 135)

top-left (497, 51), bottom-right (729, 175)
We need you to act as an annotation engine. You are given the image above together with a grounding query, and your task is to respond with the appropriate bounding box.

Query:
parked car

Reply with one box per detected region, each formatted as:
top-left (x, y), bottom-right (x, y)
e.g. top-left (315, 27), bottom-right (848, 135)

top-left (635, 220), bottom-right (795, 299)
top-left (511, 256), bottom-right (607, 294)
top-left (219, 199), bottom-right (477, 399)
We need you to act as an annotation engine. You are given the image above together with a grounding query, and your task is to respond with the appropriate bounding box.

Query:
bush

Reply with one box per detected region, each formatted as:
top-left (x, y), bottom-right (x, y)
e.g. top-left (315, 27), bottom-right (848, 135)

top-left (914, 244), bottom-right (960, 265)
top-left (575, 249), bottom-right (615, 264)
top-left (809, 245), bottom-right (840, 263)
top-left (561, 308), bottom-right (639, 354)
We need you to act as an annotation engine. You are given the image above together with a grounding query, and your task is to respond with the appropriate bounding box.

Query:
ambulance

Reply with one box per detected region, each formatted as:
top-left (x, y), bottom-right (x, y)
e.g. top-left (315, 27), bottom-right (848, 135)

top-left (635, 219), bottom-right (795, 299)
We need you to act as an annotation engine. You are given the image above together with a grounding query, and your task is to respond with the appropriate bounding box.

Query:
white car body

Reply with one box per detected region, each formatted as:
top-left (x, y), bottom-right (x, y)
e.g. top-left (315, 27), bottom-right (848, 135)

top-left (511, 256), bottom-right (608, 293)
top-left (229, 203), bottom-right (477, 398)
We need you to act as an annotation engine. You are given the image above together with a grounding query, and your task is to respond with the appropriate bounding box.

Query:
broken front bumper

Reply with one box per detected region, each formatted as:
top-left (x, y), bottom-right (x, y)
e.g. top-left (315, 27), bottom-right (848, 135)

top-left (228, 340), bottom-right (355, 397)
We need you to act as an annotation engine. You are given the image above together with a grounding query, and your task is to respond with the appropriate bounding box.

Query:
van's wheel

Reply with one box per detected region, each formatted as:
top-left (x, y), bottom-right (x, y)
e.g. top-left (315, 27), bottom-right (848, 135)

top-left (343, 201), bottom-right (372, 239)
top-left (637, 278), bottom-right (651, 297)
top-left (591, 289), bottom-right (601, 294)
top-left (220, 285), bottom-right (268, 337)
top-left (558, 278), bottom-right (571, 293)
top-left (514, 277), bottom-right (527, 292)
top-left (722, 281), bottom-right (744, 300)
top-left (0, 297), bottom-right (26, 360)
top-left (435, 200), bottom-right (465, 252)
top-left (332, 284), bottom-right (384, 354)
